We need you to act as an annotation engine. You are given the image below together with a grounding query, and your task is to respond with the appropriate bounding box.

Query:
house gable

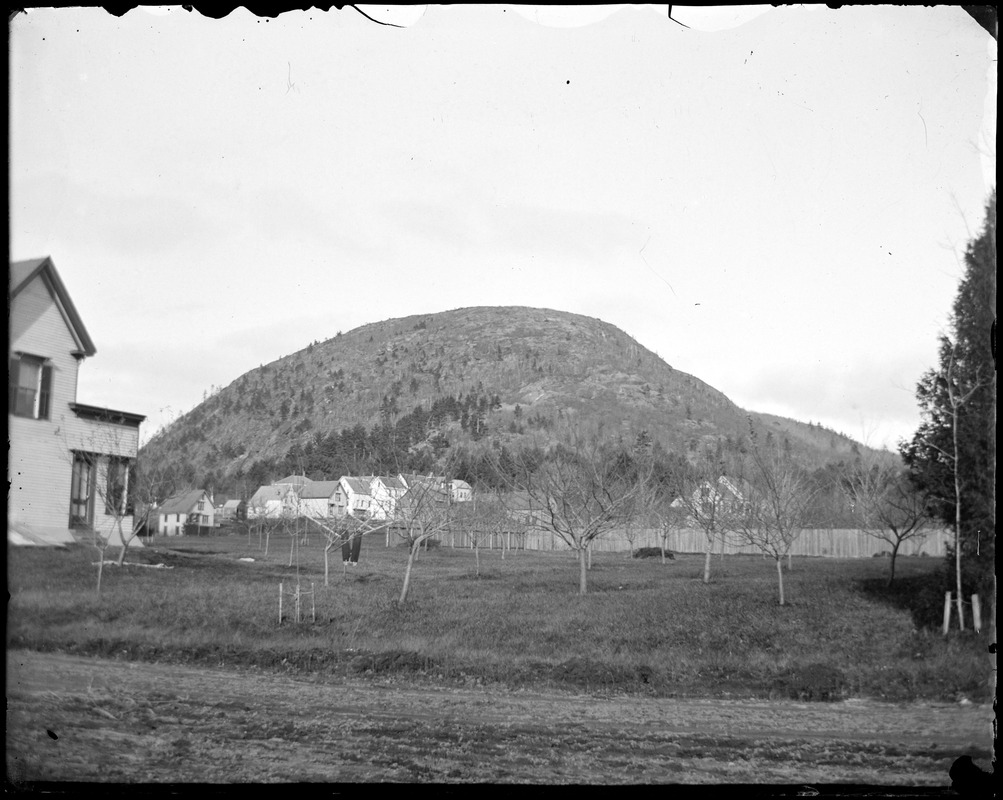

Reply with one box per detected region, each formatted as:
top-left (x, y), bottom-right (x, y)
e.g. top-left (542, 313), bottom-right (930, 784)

top-left (11, 257), bottom-right (96, 358)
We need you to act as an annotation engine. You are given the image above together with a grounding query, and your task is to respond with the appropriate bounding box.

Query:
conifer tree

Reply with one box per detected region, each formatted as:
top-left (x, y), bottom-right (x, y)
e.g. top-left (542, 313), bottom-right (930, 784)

top-left (901, 190), bottom-right (995, 616)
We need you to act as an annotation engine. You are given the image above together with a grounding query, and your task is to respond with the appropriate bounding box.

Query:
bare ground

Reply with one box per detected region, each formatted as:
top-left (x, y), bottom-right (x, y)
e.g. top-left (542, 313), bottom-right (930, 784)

top-left (5, 650), bottom-right (992, 785)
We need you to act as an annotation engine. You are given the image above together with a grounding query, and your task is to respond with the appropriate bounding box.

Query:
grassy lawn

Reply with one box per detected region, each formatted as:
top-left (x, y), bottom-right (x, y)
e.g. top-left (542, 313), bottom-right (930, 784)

top-left (7, 534), bottom-right (991, 702)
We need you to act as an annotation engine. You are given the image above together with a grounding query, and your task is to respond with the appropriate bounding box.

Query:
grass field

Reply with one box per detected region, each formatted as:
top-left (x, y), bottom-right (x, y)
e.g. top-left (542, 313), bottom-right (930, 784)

top-left (6, 533), bottom-right (992, 703)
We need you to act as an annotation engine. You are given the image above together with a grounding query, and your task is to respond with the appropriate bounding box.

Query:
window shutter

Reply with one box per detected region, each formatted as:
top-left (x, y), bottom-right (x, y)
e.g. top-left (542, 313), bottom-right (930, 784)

top-left (38, 364), bottom-right (53, 419)
top-left (8, 358), bottom-right (19, 414)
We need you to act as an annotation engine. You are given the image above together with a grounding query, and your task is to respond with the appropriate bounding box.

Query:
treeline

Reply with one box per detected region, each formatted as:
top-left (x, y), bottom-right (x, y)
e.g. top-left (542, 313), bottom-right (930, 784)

top-left (228, 390), bottom-right (509, 490)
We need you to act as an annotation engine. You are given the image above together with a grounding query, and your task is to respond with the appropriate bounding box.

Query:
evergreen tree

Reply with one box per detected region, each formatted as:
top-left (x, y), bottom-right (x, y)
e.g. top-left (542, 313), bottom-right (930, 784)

top-left (901, 190), bottom-right (995, 608)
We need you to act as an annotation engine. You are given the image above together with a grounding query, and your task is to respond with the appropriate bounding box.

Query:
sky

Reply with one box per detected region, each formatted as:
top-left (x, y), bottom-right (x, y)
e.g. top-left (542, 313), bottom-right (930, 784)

top-left (9, 5), bottom-right (996, 451)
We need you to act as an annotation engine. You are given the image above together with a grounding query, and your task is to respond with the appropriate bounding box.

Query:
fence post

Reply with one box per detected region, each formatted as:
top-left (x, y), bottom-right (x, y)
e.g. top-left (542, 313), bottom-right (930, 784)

top-left (279, 582), bottom-right (283, 625)
top-left (971, 594), bottom-right (981, 634)
top-left (942, 591), bottom-right (952, 635)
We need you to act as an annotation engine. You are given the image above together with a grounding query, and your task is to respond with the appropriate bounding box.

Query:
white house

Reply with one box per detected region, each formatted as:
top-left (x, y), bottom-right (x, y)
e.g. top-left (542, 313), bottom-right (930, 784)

top-left (9, 257), bottom-right (145, 548)
top-left (338, 476), bottom-right (375, 518)
top-left (298, 480), bottom-right (341, 518)
top-left (449, 479), bottom-right (473, 503)
top-left (672, 476), bottom-right (748, 521)
top-left (157, 489), bottom-right (214, 536)
top-left (370, 475), bottom-right (408, 520)
top-left (218, 498), bottom-right (247, 522)
top-left (247, 483), bottom-right (299, 519)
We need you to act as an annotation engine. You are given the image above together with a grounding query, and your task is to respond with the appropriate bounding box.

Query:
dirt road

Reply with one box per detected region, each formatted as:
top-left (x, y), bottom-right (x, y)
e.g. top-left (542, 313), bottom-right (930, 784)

top-left (6, 650), bottom-right (991, 785)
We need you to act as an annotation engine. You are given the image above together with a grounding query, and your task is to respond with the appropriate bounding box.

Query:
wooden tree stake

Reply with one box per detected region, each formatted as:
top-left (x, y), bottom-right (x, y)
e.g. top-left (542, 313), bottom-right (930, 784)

top-left (942, 591), bottom-right (952, 635)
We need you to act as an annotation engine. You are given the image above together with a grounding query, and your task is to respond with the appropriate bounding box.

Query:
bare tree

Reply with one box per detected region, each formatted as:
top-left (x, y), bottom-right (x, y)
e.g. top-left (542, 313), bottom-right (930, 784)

top-left (393, 476), bottom-right (455, 605)
top-left (844, 461), bottom-right (932, 586)
top-left (674, 470), bottom-right (743, 584)
top-left (641, 476), bottom-right (685, 564)
top-left (621, 514), bottom-right (640, 559)
top-left (453, 491), bottom-right (513, 576)
top-left (492, 425), bottom-right (654, 595)
top-left (937, 344), bottom-right (987, 630)
top-left (733, 439), bottom-right (819, 606)
top-left (304, 511), bottom-right (385, 586)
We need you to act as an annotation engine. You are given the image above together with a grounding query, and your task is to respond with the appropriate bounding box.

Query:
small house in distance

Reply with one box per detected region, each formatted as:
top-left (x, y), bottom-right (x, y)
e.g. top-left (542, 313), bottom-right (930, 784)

top-left (449, 479), bottom-right (473, 503)
top-left (370, 475), bottom-right (408, 520)
top-left (247, 483), bottom-right (299, 519)
top-left (157, 489), bottom-right (215, 536)
top-left (298, 480), bottom-right (341, 518)
top-left (338, 476), bottom-right (375, 518)
top-left (218, 498), bottom-right (247, 523)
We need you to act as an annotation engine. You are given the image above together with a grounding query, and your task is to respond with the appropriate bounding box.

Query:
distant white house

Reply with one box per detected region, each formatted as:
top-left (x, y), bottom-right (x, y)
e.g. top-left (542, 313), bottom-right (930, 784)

top-left (157, 489), bottom-right (214, 536)
top-left (672, 476), bottom-right (747, 521)
top-left (449, 479), bottom-right (473, 503)
top-left (298, 480), bottom-right (341, 518)
top-left (338, 476), bottom-right (375, 518)
top-left (247, 484), bottom-right (299, 519)
top-left (218, 498), bottom-right (247, 522)
top-left (370, 475), bottom-right (408, 519)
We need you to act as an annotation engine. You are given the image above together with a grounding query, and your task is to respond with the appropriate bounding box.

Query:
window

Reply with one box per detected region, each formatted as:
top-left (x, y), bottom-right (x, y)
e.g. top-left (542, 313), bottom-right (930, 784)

top-left (9, 354), bottom-right (52, 420)
top-left (70, 452), bottom-right (97, 528)
top-left (105, 457), bottom-right (130, 516)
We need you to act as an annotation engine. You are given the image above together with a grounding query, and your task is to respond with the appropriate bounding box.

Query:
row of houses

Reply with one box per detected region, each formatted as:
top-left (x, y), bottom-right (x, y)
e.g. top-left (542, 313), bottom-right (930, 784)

top-left (144, 474), bottom-right (475, 536)
top-left (245, 473), bottom-right (473, 521)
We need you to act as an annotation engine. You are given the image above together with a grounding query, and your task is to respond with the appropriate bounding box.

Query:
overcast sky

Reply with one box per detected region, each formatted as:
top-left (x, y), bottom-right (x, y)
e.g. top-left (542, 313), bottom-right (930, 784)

top-left (9, 5), bottom-right (996, 451)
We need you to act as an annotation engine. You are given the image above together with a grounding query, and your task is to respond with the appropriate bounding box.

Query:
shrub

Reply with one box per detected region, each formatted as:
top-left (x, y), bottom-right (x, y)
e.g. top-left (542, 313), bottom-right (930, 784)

top-left (632, 547), bottom-right (674, 560)
top-left (773, 663), bottom-right (848, 702)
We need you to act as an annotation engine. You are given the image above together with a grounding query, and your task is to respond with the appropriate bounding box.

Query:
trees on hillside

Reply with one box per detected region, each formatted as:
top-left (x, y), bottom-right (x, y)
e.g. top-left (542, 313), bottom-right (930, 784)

top-left (843, 461), bottom-right (932, 586)
top-left (901, 189), bottom-right (995, 626)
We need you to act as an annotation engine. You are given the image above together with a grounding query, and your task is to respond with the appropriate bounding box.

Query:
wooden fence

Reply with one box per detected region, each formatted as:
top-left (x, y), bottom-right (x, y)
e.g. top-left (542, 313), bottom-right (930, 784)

top-left (425, 526), bottom-right (949, 559)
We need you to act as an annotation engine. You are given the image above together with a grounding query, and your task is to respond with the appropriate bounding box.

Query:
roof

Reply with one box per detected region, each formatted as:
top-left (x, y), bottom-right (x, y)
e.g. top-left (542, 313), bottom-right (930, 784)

top-left (340, 476), bottom-right (373, 496)
top-left (222, 499), bottom-right (245, 509)
top-left (69, 402), bottom-right (146, 428)
top-left (373, 475), bottom-right (407, 491)
top-left (450, 479), bottom-right (472, 491)
top-left (273, 475), bottom-right (312, 487)
top-left (158, 489), bottom-right (209, 516)
top-left (11, 257), bottom-right (97, 357)
top-left (400, 482), bottom-right (451, 506)
top-left (399, 473), bottom-right (446, 489)
top-left (299, 480), bottom-right (341, 499)
top-left (249, 484), bottom-right (294, 505)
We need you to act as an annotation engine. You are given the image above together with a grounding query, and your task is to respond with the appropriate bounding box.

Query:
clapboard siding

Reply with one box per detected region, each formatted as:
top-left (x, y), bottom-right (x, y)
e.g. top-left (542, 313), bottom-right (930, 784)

top-left (9, 279), bottom-right (82, 532)
top-left (10, 261), bottom-right (141, 546)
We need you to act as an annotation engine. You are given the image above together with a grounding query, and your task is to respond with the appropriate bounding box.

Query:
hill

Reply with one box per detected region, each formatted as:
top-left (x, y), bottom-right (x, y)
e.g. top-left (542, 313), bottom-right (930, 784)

top-left (141, 306), bottom-right (877, 494)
